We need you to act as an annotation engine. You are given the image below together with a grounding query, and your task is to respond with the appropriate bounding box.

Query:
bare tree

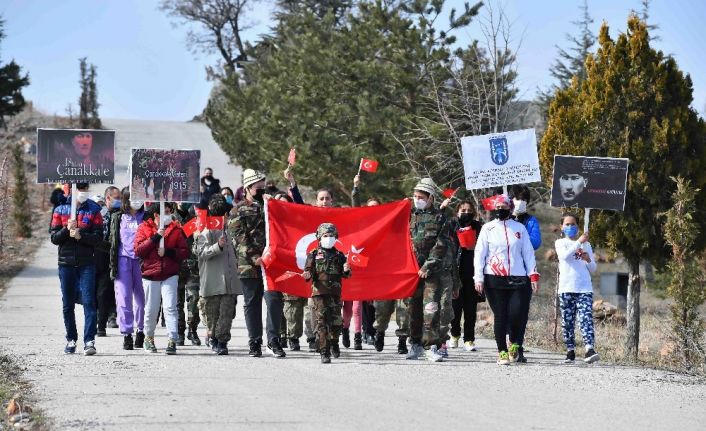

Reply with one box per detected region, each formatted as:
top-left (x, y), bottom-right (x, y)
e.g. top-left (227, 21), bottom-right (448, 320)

top-left (160, 0), bottom-right (259, 80)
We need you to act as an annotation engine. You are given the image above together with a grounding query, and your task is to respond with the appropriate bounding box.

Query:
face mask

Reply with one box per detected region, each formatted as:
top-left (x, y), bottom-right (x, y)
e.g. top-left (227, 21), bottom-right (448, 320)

top-left (76, 191), bottom-right (89, 203)
top-left (513, 199), bottom-right (527, 215)
top-left (490, 208), bottom-right (511, 220)
top-left (413, 198), bottom-right (427, 210)
top-left (130, 200), bottom-right (144, 210)
top-left (111, 200), bottom-right (121, 210)
top-left (458, 213), bottom-right (473, 224)
top-left (320, 237), bottom-right (337, 249)
top-left (252, 188), bottom-right (265, 203)
top-left (563, 225), bottom-right (579, 238)
top-left (225, 195), bottom-right (234, 205)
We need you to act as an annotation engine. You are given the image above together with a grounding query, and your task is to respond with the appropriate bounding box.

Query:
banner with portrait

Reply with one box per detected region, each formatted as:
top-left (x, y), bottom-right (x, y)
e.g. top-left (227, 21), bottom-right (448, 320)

top-left (129, 148), bottom-right (201, 203)
top-left (461, 128), bottom-right (541, 189)
top-left (36, 128), bottom-right (115, 184)
top-left (550, 155), bottom-right (629, 210)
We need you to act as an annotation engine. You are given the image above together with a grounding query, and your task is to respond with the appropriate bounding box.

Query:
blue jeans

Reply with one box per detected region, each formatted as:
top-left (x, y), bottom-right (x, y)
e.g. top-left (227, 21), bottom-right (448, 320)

top-left (58, 265), bottom-right (97, 344)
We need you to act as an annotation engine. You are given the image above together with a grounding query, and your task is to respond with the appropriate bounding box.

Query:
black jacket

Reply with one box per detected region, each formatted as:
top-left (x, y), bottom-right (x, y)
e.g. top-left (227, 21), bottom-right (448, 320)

top-left (50, 199), bottom-right (103, 267)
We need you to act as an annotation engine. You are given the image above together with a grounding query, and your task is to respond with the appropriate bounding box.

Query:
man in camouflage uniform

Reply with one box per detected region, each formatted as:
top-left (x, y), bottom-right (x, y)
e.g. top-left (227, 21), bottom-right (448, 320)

top-left (228, 169), bottom-right (286, 358)
top-left (405, 178), bottom-right (454, 362)
top-left (303, 223), bottom-right (351, 364)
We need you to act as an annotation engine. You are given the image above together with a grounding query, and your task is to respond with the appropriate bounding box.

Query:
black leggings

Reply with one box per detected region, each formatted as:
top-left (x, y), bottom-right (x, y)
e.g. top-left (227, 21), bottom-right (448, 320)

top-left (509, 285), bottom-right (532, 347)
top-left (484, 285), bottom-right (525, 352)
top-left (450, 281), bottom-right (478, 341)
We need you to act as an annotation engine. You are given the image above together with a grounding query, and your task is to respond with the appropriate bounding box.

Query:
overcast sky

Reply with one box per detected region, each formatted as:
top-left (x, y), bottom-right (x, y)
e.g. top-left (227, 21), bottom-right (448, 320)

top-left (2, 0), bottom-right (704, 121)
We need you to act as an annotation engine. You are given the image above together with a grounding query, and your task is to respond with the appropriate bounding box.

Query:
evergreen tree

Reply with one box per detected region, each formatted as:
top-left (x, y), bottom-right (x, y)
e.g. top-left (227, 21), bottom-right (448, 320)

top-left (78, 57), bottom-right (101, 129)
top-left (88, 64), bottom-right (101, 129)
top-left (11, 142), bottom-right (31, 238)
top-left (0, 16), bottom-right (29, 130)
top-left (540, 16), bottom-right (706, 359)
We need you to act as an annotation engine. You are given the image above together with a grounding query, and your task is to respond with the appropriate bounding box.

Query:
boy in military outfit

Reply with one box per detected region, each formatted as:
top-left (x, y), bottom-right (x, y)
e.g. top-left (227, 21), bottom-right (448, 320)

top-left (303, 223), bottom-right (351, 364)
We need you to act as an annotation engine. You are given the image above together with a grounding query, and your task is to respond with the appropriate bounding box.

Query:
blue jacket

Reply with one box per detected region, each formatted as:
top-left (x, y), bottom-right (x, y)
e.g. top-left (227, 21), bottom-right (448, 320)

top-left (517, 213), bottom-right (542, 250)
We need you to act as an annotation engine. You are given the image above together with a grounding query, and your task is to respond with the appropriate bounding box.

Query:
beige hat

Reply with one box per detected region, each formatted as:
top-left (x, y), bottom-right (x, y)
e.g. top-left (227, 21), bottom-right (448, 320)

top-left (242, 168), bottom-right (266, 188)
top-left (414, 177), bottom-right (437, 196)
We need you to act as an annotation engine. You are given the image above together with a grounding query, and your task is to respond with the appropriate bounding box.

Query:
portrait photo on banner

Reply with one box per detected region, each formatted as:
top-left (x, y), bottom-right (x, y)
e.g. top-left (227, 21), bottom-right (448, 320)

top-left (36, 128), bottom-right (115, 184)
top-left (129, 148), bottom-right (201, 202)
top-left (550, 155), bottom-right (629, 210)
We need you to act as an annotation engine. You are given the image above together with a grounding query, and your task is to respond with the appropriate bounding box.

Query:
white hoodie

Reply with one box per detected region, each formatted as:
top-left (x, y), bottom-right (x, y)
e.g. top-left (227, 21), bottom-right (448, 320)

top-left (555, 237), bottom-right (597, 293)
top-left (474, 218), bottom-right (539, 283)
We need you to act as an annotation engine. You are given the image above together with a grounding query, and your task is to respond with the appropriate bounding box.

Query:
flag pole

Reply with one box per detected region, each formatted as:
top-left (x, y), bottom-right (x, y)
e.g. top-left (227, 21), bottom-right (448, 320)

top-left (159, 201), bottom-right (165, 248)
top-left (357, 158), bottom-right (363, 176)
top-left (70, 183), bottom-right (78, 221)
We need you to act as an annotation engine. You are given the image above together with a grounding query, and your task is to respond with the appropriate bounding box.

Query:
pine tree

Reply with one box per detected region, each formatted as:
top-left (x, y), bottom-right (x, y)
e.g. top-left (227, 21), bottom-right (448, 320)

top-left (11, 141), bottom-right (31, 238)
top-left (0, 16), bottom-right (29, 130)
top-left (540, 16), bottom-right (706, 360)
top-left (88, 64), bottom-right (101, 129)
top-left (78, 57), bottom-right (90, 128)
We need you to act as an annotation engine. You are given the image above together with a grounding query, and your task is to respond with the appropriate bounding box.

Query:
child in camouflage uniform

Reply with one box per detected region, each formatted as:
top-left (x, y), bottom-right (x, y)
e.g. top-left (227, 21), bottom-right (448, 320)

top-left (303, 223), bottom-right (351, 364)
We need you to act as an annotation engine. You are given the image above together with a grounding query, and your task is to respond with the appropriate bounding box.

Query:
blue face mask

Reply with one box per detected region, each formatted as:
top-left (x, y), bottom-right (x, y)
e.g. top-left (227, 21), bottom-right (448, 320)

top-left (111, 200), bottom-right (121, 210)
top-left (225, 196), bottom-right (234, 205)
top-left (562, 225), bottom-right (579, 238)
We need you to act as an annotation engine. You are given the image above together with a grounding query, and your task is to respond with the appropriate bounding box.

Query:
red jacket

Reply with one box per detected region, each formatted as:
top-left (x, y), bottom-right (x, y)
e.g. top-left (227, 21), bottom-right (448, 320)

top-left (134, 218), bottom-right (188, 281)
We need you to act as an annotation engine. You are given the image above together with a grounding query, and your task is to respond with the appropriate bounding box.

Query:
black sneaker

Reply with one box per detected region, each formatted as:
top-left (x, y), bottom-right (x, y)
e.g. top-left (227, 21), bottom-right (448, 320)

top-left (517, 346), bottom-right (528, 363)
top-left (564, 350), bottom-right (576, 364)
top-left (177, 334), bottom-right (186, 346)
top-left (107, 316), bottom-right (118, 329)
top-left (397, 336), bottom-right (408, 354)
top-left (281, 337), bottom-right (288, 349)
top-left (374, 332), bottom-right (385, 352)
top-left (134, 331), bottom-right (145, 349)
top-left (97, 328), bottom-right (107, 337)
top-left (187, 331), bottom-right (202, 346)
top-left (353, 332), bottom-right (363, 350)
top-left (211, 338), bottom-right (219, 353)
top-left (249, 339), bottom-right (262, 357)
top-left (289, 337), bottom-right (300, 351)
top-left (584, 349), bottom-right (600, 364)
top-left (123, 334), bottom-right (134, 350)
top-left (216, 342), bottom-right (229, 356)
top-left (267, 339), bottom-right (286, 358)
top-left (331, 341), bottom-right (341, 358)
top-left (165, 339), bottom-right (177, 355)
top-left (341, 328), bottom-right (350, 348)
top-left (321, 350), bottom-right (331, 364)
top-left (307, 338), bottom-right (317, 352)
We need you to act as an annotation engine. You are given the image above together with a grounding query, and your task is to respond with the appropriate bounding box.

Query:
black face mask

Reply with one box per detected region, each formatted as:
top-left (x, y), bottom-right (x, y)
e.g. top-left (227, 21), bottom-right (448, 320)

top-left (490, 209), bottom-right (511, 220)
top-left (458, 213), bottom-right (473, 225)
top-left (252, 188), bottom-right (265, 203)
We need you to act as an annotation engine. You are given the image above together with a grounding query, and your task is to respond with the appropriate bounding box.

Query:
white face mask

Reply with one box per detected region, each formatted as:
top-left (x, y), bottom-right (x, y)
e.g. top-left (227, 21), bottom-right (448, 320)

top-left (76, 191), bottom-right (90, 203)
top-left (413, 198), bottom-right (428, 210)
top-left (513, 199), bottom-right (527, 215)
top-left (320, 237), bottom-right (337, 249)
top-left (129, 200), bottom-right (144, 210)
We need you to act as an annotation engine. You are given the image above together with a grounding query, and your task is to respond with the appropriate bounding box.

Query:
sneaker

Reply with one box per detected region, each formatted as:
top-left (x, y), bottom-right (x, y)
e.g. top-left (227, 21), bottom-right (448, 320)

top-left (405, 343), bottom-right (424, 360)
top-left (438, 343), bottom-right (449, 358)
top-left (307, 338), bottom-right (317, 353)
top-left (331, 342), bottom-right (341, 358)
top-left (365, 333), bottom-right (375, 345)
top-left (205, 333), bottom-right (211, 347)
top-left (107, 316), bottom-right (118, 329)
top-left (249, 339), bottom-right (262, 357)
top-left (210, 338), bottom-right (219, 353)
top-left (64, 340), bottom-right (77, 354)
top-left (463, 341), bottom-right (477, 352)
top-left (216, 342), bottom-right (229, 356)
top-left (397, 336), bottom-right (408, 354)
top-left (517, 346), bottom-right (527, 363)
top-left (564, 350), bottom-right (576, 364)
top-left (449, 336), bottom-right (460, 348)
top-left (508, 343), bottom-right (520, 362)
top-left (426, 345), bottom-right (444, 362)
top-left (144, 336), bottom-right (157, 353)
top-left (374, 332), bottom-right (385, 352)
top-left (187, 331), bottom-right (201, 346)
top-left (134, 331), bottom-right (145, 349)
top-left (97, 328), bottom-right (107, 337)
top-left (497, 351), bottom-right (511, 365)
top-left (165, 339), bottom-right (177, 355)
top-left (83, 340), bottom-right (96, 356)
top-left (123, 333), bottom-right (134, 351)
top-left (320, 350), bottom-right (331, 364)
top-left (177, 334), bottom-right (185, 346)
top-left (353, 332), bottom-right (363, 350)
top-left (281, 337), bottom-right (288, 349)
top-left (341, 328), bottom-right (350, 348)
top-left (584, 349), bottom-right (600, 364)
top-left (267, 339), bottom-right (286, 358)
top-left (289, 337), bottom-right (300, 351)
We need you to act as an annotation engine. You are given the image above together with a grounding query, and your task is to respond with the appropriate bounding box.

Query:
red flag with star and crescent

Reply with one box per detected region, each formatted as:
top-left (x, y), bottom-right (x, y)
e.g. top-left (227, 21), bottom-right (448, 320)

top-left (263, 199), bottom-right (419, 300)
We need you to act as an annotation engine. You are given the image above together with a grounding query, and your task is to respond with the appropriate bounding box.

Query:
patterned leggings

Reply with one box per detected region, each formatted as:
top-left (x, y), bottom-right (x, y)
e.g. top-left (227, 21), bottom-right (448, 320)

top-left (559, 292), bottom-right (595, 350)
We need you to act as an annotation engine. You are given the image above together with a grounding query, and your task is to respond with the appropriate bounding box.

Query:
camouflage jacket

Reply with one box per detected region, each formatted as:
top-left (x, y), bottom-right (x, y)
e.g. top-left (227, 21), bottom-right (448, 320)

top-left (228, 200), bottom-right (266, 279)
top-left (410, 205), bottom-right (452, 276)
top-left (304, 247), bottom-right (351, 297)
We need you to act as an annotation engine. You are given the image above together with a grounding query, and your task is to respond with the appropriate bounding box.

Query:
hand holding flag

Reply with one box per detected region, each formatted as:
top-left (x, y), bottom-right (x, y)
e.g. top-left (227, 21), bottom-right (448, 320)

top-left (359, 158), bottom-right (379, 174)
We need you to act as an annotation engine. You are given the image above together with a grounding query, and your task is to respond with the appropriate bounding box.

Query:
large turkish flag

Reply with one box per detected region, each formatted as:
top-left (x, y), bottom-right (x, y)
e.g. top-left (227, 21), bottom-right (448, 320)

top-left (263, 199), bottom-right (419, 300)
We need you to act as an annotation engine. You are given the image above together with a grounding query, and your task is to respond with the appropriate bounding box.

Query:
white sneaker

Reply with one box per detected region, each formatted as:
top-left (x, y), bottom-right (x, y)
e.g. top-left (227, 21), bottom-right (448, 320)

top-left (83, 340), bottom-right (96, 356)
top-left (405, 344), bottom-right (424, 360)
top-left (464, 341), bottom-right (477, 352)
top-left (426, 346), bottom-right (444, 362)
top-left (449, 336), bottom-right (460, 348)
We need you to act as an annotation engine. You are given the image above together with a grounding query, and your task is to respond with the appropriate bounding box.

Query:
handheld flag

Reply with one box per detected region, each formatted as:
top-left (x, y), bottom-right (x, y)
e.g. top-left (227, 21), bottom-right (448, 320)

top-left (288, 148), bottom-right (296, 166)
top-left (359, 158), bottom-right (379, 173)
top-left (442, 188), bottom-right (458, 199)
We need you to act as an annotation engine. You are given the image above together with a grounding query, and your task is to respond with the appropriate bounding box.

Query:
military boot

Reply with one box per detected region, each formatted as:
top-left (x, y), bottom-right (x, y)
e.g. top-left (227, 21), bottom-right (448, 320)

top-left (331, 341), bottom-right (341, 358)
top-left (321, 346), bottom-right (331, 364)
top-left (397, 336), bottom-right (409, 354)
top-left (341, 328), bottom-right (350, 348)
top-left (289, 337), bottom-right (301, 351)
top-left (307, 337), bottom-right (317, 352)
top-left (353, 332), bottom-right (363, 350)
top-left (374, 331), bottom-right (385, 352)
top-left (216, 342), bottom-right (229, 356)
top-left (187, 330), bottom-right (201, 346)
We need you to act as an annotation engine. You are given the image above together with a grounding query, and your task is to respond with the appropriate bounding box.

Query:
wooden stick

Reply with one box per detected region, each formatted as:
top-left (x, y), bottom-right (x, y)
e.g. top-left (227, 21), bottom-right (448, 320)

top-left (159, 201), bottom-right (165, 248)
top-left (70, 184), bottom-right (78, 221)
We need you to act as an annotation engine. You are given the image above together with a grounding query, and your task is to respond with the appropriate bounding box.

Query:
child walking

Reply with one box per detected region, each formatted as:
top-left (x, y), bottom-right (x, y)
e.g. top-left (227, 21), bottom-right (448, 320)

top-left (555, 213), bottom-right (600, 364)
top-left (302, 223), bottom-right (352, 364)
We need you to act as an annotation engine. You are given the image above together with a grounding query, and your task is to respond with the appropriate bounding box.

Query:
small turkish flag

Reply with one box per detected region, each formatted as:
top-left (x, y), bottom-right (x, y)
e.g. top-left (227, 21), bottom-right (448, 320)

top-left (481, 196), bottom-right (498, 211)
top-left (442, 188), bottom-right (458, 199)
top-left (195, 208), bottom-right (225, 231)
top-left (359, 158), bottom-right (379, 173)
top-left (182, 218), bottom-right (198, 237)
top-left (348, 252), bottom-right (369, 268)
top-left (457, 227), bottom-right (477, 249)
top-left (288, 148), bottom-right (296, 166)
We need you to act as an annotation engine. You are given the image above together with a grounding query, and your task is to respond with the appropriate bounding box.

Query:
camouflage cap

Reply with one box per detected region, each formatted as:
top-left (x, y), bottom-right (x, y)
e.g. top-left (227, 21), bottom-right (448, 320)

top-left (414, 177), bottom-right (437, 196)
top-left (316, 222), bottom-right (338, 239)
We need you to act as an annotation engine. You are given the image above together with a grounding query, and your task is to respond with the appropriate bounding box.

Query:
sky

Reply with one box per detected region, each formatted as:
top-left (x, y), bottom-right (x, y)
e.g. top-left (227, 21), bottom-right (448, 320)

top-left (1, 0), bottom-right (704, 121)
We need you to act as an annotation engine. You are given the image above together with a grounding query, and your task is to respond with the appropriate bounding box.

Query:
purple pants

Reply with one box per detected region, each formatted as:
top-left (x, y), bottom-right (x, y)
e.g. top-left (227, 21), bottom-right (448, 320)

top-left (114, 256), bottom-right (145, 334)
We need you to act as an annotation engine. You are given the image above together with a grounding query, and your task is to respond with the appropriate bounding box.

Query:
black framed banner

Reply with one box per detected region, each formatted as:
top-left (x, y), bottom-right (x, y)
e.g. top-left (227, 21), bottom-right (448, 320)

top-left (550, 155), bottom-right (629, 210)
top-left (36, 128), bottom-right (115, 184)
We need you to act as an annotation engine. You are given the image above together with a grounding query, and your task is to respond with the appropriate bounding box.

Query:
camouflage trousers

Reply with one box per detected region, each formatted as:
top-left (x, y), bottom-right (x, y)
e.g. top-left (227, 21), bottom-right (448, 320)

top-left (373, 300), bottom-right (408, 337)
top-left (408, 274), bottom-right (454, 348)
top-left (312, 294), bottom-right (343, 351)
top-left (177, 271), bottom-right (201, 334)
top-left (282, 295), bottom-right (307, 339)
top-left (303, 298), bottom-right (316, 340)
top-left (203, 294), bottom-right (236, 343)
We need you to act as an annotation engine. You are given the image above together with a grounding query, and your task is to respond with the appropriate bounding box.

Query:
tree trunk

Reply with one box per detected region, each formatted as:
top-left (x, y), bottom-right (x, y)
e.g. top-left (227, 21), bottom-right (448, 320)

top-left (625, 259), bottom-right (641, 360)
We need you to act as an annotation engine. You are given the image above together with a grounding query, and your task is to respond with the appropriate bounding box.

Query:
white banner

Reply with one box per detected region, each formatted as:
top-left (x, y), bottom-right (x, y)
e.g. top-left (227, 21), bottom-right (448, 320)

top-left (461, 128), bottom-right (541, 189)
